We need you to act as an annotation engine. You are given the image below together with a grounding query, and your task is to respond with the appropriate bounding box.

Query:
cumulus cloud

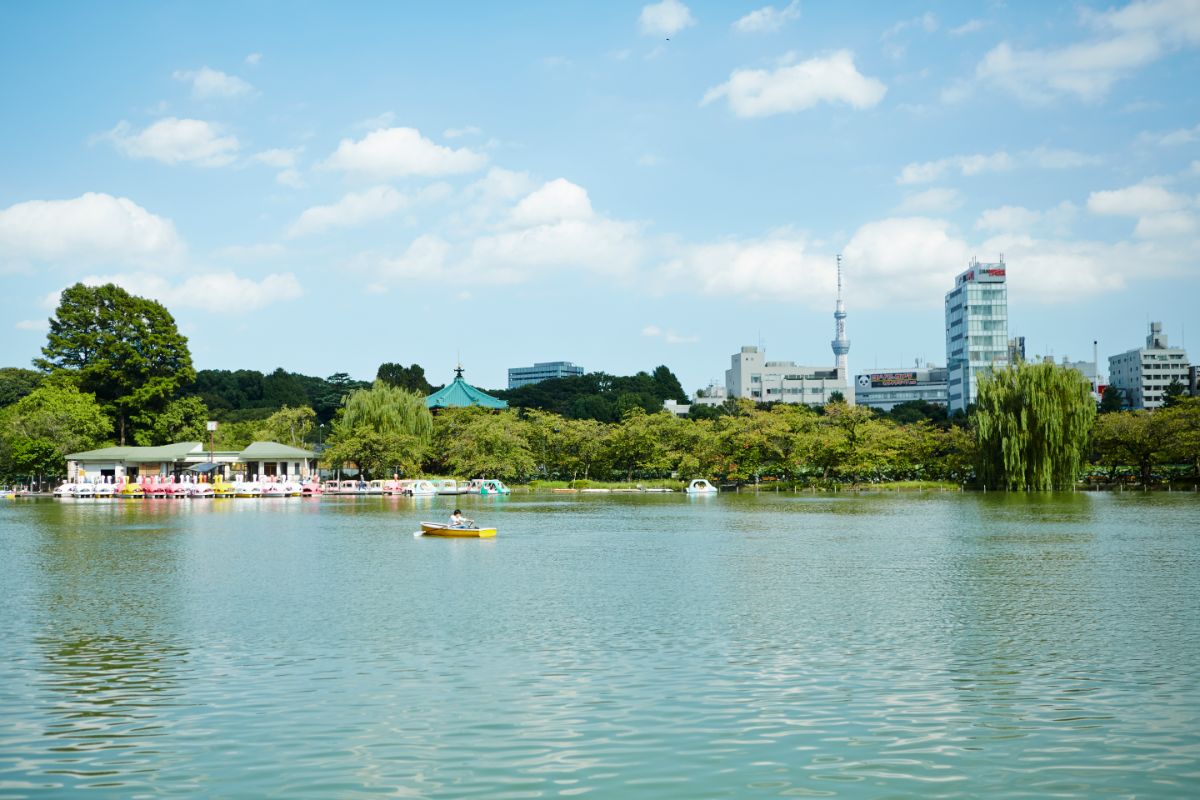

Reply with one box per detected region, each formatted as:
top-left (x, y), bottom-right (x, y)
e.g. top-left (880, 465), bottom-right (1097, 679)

top-left (173, 66), bottom-right (255, 99)
top-left (950, 19), bottom-right (986, 35)
top-left (658, 231), bottom-right (835, 301)
top-left (702, 50), bottom-right (886, 117)
top-left (103, 117), bottom-right (239, 166)
top-left (323, 127), bottom-right (487, 178)
top-left (510, 178), bottom-right (593, 226)
top-left (639, 0), bottom-right (696, 36)
top-left (1088, 182), bottom-right (1197, 237)
top-left (288, 186), bottom-right (409, 237)
top-left (733, 1), bottom-right (800, 33)
top-left (253, 147), bottom-right (302, 168)
top-left (1139, 122), bottom-right (1200, 146)
top-left (15, 319), bottom-right (48, 332)
top-left (245, 53), bottom-right (262, 66)
top-left (444, 125), bottom-right (482, 139)
top-left (0, 192), bottom-right (182, 269)
top-left (64, 271), bottom-right (303, 314)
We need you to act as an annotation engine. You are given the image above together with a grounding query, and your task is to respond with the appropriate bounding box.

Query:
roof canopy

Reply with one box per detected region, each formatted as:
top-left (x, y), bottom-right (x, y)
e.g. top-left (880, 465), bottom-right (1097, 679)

top-left (66, 440), bottom-right (315, 462)
top-left (426, 367), bottom-right (508, 409)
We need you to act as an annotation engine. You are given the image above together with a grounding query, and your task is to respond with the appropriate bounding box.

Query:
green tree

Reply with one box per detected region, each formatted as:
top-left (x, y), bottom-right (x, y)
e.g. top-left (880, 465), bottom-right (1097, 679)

top-left (1163, 378), bottom-right (1186, 408)
top-left (376, 362), bottom-right (435, 395)
top-left (1099, 385), bottom-right (1124, 413)
top-left (974, 361), bottom-right (1096, 490)
top-left (320, 427), bottom-right (426, 479)
top-left (132, 396), bottom-right (210, 446)
top-left (0, 367), bottom-right (42, 408)
top-left (257, 405), bottom-right (317, 447)
top-left (0, 384), bottom-right (111, 481)
top-left (435, 408), bottom-right (535, 480)
top-left (35, 283), bottom-right (195, 444)
top-left (340, 381), bottom-right (433, 443)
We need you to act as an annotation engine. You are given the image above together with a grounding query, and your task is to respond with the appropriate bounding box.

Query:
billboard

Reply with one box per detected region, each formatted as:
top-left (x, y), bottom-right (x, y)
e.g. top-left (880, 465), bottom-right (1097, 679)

top-left (869, 372), bottom-right (918, 387)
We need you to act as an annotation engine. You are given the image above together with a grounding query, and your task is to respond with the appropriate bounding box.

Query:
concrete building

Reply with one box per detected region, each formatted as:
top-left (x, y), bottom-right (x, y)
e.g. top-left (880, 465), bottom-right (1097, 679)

top-left (854, 366), bottom-right (948, 412)
top-left (65, 441), bottom-right (317, 482)
top-left (726, 346), bottom-right (848, 406)
top-left (663, 381), bottom-right (728, 417)
top-left (507, 361), bottom-right (585, 389)
top-left (1108, 322), bottom-right (1190, 409)
top-left (945, 258), bottom-right (1009, 413)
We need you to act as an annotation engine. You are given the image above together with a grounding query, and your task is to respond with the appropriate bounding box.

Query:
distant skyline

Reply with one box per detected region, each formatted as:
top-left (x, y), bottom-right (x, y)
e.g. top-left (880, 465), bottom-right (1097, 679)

top-left (1, 1), bottom-right (1197, 392)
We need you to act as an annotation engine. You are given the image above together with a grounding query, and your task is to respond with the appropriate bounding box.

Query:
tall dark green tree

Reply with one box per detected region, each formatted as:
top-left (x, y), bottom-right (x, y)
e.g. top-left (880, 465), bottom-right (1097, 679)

top-left (35, 283), bottom-right (195, 444)
top-left (0, 367), bottom-right (42, 408)
top-left (1099, 385), bottom-right (1124, 413)
top-left (376, 362), bottom-right (435, 394)
top-left (974, 361), bottom-right (1096, 490)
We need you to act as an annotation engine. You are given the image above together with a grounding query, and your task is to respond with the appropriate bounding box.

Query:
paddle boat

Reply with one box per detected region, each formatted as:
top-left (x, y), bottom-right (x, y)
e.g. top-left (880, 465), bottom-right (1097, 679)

top-left (52, 482), bottom-right (74, 498)
top-left (118, 480), bottom-right (145, 499)
top-left (419, 521), bottom-right (497, 538)
top-left (300, 480), bottom-right (322, 497)
top-left (212, 478), bottom-right (235, 497)
top-left (684, 479), bottom-right (719, 494)
top-left (405, 479), bottom-right (438, 497)
top-left (190, 482), bottom-right (214, 498)
top-left (465, 479), bottom-right (511, 495)
top-left (94, 481), bottom-right (115, 499)
top-left (432, 479), bottom-right (468, 495)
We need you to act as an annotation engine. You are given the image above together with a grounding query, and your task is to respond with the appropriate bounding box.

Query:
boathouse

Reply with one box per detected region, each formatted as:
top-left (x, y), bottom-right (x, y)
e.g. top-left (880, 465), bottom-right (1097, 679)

top-left (64, 441), bottom-right (317, 482)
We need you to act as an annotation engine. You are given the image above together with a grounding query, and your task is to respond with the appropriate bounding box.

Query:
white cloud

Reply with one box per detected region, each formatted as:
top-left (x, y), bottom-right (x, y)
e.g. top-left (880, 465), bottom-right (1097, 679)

top-left (883, 12), bottom-right (938, 39)
top-left (15, 319), bottom-right (47, 332)
top-left (253, 147), bottom-right (302, 168)
top-left (69, 272), bottom-right (302, 314)
top-left (355, 112), bottom-right (396, 130)
top-left (702, 50), bottom-right (886, 117)
top-left (637, 154), bottom-right (662, 167)
top-left (896, 151), bottom-right (1013, 184)
top-left (444, 125), bottom-right (482, 139)
top-left (898, 188), bottom-right (963, 214)
top-left (323, 127), bottom-right (487, 178)
top-left (103, 117), bottom-right (239, 166)
top-left (733, 1), bottom-right (800, 33)
top-left (666, 332), bottom-right (699, 344)
top-left (976, 206), bottom-right (1043, 232)
top-left (172, 67), bottom-right (254, 99)
top-left (245, 53), bottom-right (262, 66)
top-left (275, 169), bottom-right (305, 188)
top-left (1026, 146), bottom-right (1100, 168)
top-left (639, 0), bottom-right (696, 36)
top-left (1134, 211), bottom-right (1198, 237)
top-left (899, 148), bottom-right (1095, 184)
top-left (288, 186), bottom-right (409, 237)
top-left (1139, 123), bottom-right (1200, 146)
top-left (510, 179), bottom-right (593, 226)
top-left (950, 19), bottom-right (986, 35)
top-left (1087, 182), bottom-right (1189, 216)
top-left (978, 35), bottom-right (1161, 103)
top-left (658, 231), bottom-right (834, 302)
top-left (642, 325), bottom-right (663, 337)
top-left (0, 192), bottom-right (183, 268)
top-left (1085, 0), bottom-right (1200, 46)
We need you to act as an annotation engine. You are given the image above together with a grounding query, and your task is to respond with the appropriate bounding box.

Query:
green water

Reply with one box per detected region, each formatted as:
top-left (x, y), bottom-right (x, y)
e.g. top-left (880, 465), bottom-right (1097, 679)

top-left (0, 492), bottom-right (1197, 798)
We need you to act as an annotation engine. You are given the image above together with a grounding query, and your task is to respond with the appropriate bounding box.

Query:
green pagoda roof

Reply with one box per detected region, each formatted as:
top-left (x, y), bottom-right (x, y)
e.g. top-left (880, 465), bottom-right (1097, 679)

top-left (425, 367), bottom-right (508, 409)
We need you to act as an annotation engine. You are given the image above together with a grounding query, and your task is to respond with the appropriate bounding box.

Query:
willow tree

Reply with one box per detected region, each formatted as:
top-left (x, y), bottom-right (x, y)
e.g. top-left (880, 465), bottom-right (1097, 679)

top-left (974, 361), bottom-right (1096, 490)
top-left (322, 381), bottom-right (433, 478)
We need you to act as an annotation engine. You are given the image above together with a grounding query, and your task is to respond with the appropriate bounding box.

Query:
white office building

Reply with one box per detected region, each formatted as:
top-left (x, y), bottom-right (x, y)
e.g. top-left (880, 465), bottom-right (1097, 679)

top-left (726, 346), bottom-right (849, 406)
top-left (1108, 322), bottom-right (1190, 409)
top-left (507, 360), bottom-right (585, 389)
top-left (945, 259), bottom-right (1009, 413)
top-left (854, 366), bottom-right (949, 412)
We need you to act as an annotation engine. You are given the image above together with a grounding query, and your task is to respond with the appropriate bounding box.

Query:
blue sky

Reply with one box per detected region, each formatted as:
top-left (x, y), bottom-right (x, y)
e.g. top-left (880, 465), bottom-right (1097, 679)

top-left (1, 1), bottom-right (1197, 392)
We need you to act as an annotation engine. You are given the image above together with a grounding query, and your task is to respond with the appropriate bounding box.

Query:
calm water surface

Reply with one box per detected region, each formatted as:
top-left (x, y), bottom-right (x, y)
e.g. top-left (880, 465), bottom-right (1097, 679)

top-left (0, 491), bottom-right (1197, 798)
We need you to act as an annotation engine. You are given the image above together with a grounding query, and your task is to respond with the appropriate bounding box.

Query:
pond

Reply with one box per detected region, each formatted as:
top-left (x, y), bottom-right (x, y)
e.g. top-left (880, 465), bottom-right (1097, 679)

top-left (1, 491), bottom-right (1197, 798)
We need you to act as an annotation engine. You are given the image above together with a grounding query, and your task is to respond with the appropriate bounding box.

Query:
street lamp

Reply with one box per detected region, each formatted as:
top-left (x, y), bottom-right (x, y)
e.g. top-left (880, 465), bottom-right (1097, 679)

top-left (206, 421), bottom-right (217, 462)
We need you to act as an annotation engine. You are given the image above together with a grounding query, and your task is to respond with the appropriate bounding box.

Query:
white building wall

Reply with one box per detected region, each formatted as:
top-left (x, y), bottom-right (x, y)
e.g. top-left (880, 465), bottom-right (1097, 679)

top-left (725, 346), bottom-right (848, 407)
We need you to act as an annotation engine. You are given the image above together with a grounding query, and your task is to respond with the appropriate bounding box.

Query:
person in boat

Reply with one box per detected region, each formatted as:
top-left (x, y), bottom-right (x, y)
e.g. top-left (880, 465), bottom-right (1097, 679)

top-left (449, 509), bottom-right (467, 528)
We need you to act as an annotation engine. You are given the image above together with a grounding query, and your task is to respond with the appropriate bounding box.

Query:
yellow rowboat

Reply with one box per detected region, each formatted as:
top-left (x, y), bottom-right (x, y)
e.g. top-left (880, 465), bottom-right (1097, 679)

top-left (420, 522), bottom-right (497, 538)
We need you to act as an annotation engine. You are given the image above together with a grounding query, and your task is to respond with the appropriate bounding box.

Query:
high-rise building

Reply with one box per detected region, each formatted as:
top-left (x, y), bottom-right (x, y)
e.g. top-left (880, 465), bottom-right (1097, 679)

top-left (507, 361), bottom-right (585, 389)
top-left (1107, 322), bottom-right (1189, 409)
top-left (945, 258), bottom-right (1009, 413)
top-left (831, 254), bottom-right (851, 396)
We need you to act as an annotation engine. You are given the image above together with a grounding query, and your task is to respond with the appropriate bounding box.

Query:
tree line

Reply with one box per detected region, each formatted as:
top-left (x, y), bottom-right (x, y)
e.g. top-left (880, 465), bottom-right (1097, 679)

top-left (1, 282), bottom-right (1196, 489)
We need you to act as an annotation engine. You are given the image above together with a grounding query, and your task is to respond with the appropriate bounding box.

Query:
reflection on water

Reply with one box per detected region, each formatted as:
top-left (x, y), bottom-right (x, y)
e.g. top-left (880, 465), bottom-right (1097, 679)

top-left (0, 492), bottom-right (1197, 797)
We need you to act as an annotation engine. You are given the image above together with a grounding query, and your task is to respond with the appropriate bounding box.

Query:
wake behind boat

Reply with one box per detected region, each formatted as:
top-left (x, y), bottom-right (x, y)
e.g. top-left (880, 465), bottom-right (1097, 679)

top-left (419, 521), bottom-right (497, 538)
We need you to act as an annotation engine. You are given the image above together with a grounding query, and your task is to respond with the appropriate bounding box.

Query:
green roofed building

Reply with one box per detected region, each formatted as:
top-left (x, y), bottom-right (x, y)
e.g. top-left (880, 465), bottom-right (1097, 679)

top-left (64, 441), bottom-right (317, 482)
top-left (425, 366), bottom-right (508, 410)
